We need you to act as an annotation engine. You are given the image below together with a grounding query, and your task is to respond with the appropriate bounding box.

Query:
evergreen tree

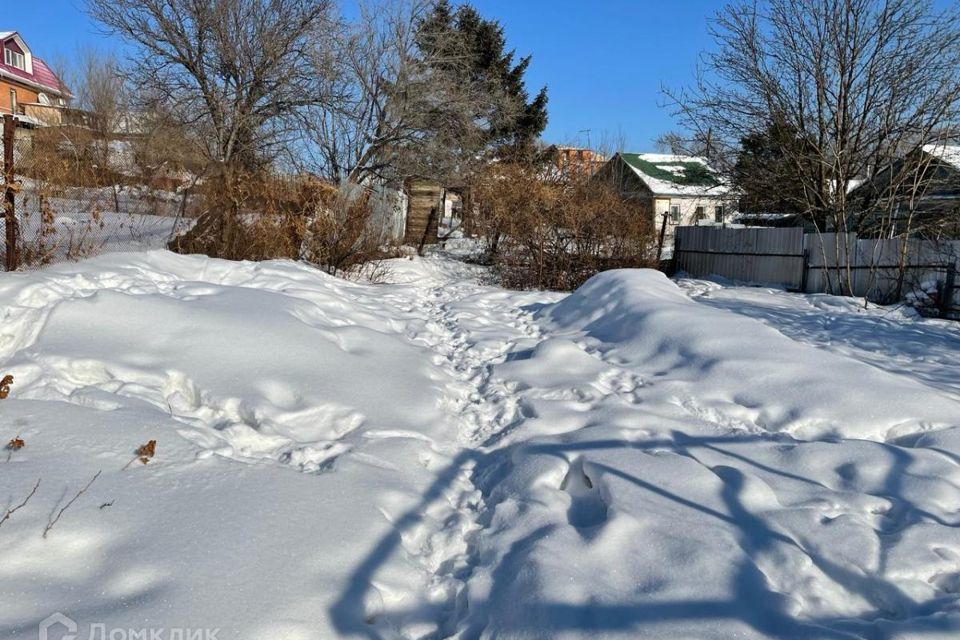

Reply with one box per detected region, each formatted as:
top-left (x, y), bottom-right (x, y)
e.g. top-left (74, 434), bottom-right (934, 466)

top-left (733, 123), bottom-right (812, 216)
top-left (416, 0), bottom-right (548, 158)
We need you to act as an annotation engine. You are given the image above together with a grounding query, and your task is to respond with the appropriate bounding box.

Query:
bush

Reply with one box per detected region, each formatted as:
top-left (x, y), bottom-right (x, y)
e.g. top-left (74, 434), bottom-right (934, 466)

top-left (301, 184), bottom-right (400, 277)
top-left (170, 172), bottom-right (399, 277)
top-left (470, 162), bottom-right (656, 290)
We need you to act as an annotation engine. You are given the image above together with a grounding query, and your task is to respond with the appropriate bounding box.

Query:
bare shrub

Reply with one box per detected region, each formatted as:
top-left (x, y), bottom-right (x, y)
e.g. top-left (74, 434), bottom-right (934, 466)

top-left (10, 120), bottom-right (200, 268)
top-left (301, 184), bottom-right (401, 277)
top-left (14, 128), bottom-right (109, 265)
top-left (472, 163), bottom-right (656, 290)
top-left (170, 172), bottom-right (399, 276)
top-left (170, 170), bottom-right (308, 260)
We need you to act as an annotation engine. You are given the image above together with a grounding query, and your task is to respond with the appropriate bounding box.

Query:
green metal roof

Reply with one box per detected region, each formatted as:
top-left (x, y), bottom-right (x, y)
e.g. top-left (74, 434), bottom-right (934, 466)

top-left (620, 153), bottom-right (720, 187)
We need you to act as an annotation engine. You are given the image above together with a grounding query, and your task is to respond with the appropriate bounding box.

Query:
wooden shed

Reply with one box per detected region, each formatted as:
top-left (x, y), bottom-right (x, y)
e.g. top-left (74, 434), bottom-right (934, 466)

top-left (403, 178), bottom-right (442, 246)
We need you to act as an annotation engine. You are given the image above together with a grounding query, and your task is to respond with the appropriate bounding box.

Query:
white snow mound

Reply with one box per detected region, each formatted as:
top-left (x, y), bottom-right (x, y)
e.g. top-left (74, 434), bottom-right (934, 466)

top-left (543, 269), bottom-right (959, 440)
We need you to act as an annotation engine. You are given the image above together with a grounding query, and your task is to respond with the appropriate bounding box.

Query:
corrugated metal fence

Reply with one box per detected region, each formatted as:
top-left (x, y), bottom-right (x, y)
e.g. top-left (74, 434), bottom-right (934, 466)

top-left (674, 226), bottom-right (806, 289)
top-left (675, 225), bottom-right (960, 316)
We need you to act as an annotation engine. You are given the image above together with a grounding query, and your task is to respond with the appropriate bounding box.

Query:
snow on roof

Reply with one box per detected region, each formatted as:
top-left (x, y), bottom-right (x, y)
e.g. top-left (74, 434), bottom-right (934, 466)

top-left (0, 32), bottom-right (14, 40)
top-left (922, 143), bottom-right (960, 171)
top-left (619, 152), bottom-right (729, 197)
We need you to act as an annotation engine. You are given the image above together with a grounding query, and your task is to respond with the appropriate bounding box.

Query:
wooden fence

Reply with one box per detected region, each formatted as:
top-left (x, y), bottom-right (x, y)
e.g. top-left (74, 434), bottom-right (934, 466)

top-left (674, 225), bottom-right (960, 316)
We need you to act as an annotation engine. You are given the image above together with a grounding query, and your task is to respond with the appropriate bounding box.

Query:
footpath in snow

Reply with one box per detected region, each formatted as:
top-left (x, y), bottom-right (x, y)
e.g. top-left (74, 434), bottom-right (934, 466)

top-left (1, 250), bottom-right (959, 639)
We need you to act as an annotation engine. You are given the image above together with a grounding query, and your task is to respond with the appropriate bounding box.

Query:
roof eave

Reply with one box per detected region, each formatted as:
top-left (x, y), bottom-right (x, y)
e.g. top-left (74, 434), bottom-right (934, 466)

top-left (0, 68), bottom-right (68, 97)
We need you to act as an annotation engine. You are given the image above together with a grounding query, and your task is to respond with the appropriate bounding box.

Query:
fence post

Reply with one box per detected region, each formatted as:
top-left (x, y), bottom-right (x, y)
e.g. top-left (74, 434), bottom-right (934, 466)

top-left (940, 262), bottom-right (957, 319)
top-left (800, 249), bottom-right (810, 293)
top-left (655, 212), bottom-right (669, 263)
top-left (3, 114), bottom-right (16, 271)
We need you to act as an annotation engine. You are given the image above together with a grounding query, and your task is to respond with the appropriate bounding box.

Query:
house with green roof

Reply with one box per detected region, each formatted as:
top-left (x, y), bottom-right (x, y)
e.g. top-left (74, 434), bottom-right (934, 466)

top-left (595, 152), bottom-right (733, 249)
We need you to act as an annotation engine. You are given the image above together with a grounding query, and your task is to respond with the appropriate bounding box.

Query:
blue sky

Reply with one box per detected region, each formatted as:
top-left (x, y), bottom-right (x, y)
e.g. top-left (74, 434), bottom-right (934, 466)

top-left (11, 0), bottom-right (722, 151)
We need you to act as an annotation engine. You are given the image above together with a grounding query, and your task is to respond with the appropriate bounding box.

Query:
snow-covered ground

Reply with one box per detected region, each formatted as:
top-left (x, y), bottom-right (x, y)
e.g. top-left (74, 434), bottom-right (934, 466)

top-left (1, 251), bottom-right (959, 639)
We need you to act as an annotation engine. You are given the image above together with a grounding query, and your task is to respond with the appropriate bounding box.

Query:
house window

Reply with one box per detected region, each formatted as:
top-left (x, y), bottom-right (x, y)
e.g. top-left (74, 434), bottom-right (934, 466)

top-left (669, 204), bottom-right (681, 224)
top-left (9, 89), bottom-right (15, 115)
top-left (4, 48), bottom-right (25, 71)
top-left (695, 206), bottom-right (705, 220)
top-left (714, 205), bottom-right (725, 223)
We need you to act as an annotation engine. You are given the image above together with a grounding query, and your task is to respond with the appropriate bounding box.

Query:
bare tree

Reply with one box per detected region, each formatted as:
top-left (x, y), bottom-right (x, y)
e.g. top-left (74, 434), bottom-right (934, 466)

top-left (666, 0), bottom-right (960, 295)
top-left (305, 0), bottom-right (540, 188)
top-left (305, 0), bottom-right (435, 184)
top-left (71, 49), bottom-right (127, 135)
top-left (65, 49), bottom-right (130, 211)
top-left (88, 0), bottom-right (335, 169)
top-left (655, 130), bottom-right (715, 160)
top-left (87, 0), bottom-right (337, 256)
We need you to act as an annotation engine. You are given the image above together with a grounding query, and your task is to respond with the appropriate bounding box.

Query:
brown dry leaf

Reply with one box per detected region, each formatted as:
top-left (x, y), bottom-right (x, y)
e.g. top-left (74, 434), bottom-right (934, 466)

top-left (7, 437), bottom-right (24, 451)
top-left (136, 439), bottom-right (157, 464)
top-left (0, 375), bottom-right (13, 400)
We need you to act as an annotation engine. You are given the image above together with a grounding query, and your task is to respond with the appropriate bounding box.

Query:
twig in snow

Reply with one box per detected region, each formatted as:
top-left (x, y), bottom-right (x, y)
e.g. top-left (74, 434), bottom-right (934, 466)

top-left (43, 471), bottom-right (101, 538)
top-left (99, 500), bottom-right (115, 510)
top-left (0, 478), bottom-right (41, 529)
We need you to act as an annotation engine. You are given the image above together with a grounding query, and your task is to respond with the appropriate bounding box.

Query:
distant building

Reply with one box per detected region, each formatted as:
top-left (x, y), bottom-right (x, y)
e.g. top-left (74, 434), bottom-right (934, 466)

top-left (548, 145), bottom-right (608, 178)
top-left (852, 144), bottom-right (960, 238)
top-left (595, 152), bottom-right (733, 246)
top-left (0, 31), bottom-right (71, 126)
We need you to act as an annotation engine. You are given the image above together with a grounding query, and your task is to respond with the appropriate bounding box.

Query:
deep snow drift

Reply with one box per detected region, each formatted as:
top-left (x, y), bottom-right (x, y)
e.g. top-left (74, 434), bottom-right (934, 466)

top-left (1, 251), bottom-right (959, 639)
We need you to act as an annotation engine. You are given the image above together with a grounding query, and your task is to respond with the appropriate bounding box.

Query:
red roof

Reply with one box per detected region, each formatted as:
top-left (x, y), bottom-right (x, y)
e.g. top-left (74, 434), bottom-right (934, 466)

top-left (31, 58), bottom-right (65, 94)
top-left (0, 32), bottom-right (68, 96)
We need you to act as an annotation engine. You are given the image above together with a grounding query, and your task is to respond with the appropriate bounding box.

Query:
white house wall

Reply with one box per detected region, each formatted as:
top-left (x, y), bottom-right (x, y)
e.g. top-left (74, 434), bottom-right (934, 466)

top-left (654, 195), bottom-right (730, 234)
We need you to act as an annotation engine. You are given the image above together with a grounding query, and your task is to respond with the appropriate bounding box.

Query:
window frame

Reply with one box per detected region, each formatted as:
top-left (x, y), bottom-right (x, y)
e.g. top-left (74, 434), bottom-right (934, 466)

top-left (714, 205), bottom-right (725, 223)
top-left (669, 204), bottom-right (681, 224)
top-left (4, 48), bottom-right (25, 71)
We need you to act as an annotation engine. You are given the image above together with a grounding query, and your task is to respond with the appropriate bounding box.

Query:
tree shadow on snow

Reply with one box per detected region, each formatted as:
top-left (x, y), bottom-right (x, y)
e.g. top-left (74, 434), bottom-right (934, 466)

top-left (329, 431), bottom-right (960, 639)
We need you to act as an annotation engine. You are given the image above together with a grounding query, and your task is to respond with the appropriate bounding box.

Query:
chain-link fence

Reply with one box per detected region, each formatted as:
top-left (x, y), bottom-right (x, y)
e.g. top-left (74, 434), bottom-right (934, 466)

top-left (1, 115), bottom-right (197, 271)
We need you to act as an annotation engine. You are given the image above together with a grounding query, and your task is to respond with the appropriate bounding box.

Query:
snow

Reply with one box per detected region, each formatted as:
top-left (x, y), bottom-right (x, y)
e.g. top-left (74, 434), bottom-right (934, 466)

top-left (922, 143), bottom-right (960, 171)
top-left (624, 152), bottom-right (730, 198)
top-left (2, 251), bottom-right (960, 639)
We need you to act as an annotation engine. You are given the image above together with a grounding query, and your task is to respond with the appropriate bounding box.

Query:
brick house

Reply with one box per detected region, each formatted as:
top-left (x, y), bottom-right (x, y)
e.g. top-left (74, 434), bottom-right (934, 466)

top-left (0, 31), bottom-right (70, 125)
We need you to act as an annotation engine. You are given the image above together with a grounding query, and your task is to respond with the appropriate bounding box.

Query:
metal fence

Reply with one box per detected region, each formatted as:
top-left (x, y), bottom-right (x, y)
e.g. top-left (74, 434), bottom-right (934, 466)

top-left (675, 225), bottom-right (960, 318)
top-left (1, 115), bottom-right (194, 271)
top-left (673, 226), bottom-right (806, 289)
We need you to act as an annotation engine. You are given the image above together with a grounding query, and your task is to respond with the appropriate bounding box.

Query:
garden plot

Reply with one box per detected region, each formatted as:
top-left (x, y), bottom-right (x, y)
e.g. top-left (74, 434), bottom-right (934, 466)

top-left (0, 251), bottom-right (958, 639)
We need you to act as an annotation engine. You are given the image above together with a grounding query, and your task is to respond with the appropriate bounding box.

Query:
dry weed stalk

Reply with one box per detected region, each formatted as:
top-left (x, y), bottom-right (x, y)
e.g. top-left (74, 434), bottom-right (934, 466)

top-left (0, 478), bottom-right (41, 530)
top-left (43, 470), bottom-right (102, 538)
